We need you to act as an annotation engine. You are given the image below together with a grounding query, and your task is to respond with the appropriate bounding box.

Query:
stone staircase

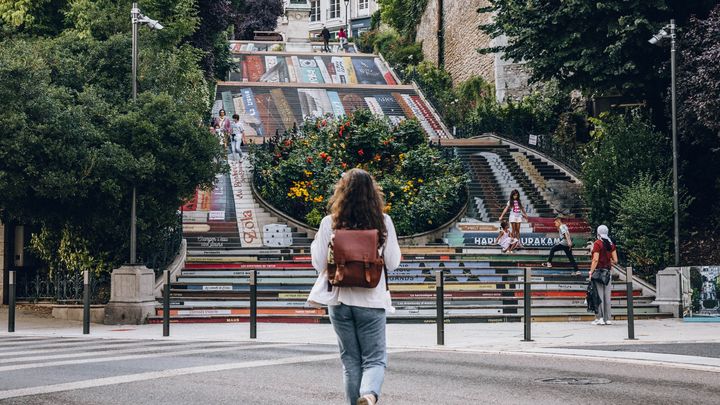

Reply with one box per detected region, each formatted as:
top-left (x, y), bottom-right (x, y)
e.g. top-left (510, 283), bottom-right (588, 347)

top-left (150, 247), bottom-right (671, 324)
top-left (149, 43), bottom-right (669, 324)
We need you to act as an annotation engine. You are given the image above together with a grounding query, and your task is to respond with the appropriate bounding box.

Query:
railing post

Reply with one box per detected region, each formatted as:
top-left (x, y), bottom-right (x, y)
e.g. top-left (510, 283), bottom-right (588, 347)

top-left (436, 269), bottom-right (444, 346)
top-left (250, 270), bottom-right (257, 339)
top-left (523, 267), bottom-right (533, 342)
top-left (83, 270), bottom-right (90, 335)
top-left (626, 266), bottom-right (637, 340)
top-left (163, 269), bottom-right (170, 337)
top-left (8, 271), bottom-right (15, 333)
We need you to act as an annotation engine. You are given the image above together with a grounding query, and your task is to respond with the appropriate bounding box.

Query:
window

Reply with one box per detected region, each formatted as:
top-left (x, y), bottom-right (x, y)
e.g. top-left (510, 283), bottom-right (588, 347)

top-left (358, 0), bottom-right (368, 10)
top-left (329, 0), bottom-right (340, 19)
top-left (310, 0), bottom-right (320, 22)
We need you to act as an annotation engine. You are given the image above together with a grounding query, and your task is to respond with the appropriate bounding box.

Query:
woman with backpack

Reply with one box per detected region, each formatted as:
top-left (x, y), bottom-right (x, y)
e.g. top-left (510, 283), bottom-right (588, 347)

top-left (307, 169), bottom-right (402, 405)
top-left (588, 225), bottom-right (618, 325)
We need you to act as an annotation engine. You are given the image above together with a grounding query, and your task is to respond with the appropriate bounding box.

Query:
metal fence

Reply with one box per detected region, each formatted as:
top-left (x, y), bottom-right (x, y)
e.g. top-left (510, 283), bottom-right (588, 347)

top-left (15, 269), bottom-right (110, 305)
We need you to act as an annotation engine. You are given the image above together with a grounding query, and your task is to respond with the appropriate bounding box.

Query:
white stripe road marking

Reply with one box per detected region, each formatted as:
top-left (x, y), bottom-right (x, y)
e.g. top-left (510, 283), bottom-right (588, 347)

top-left (2, 341), bottom-right (247, 363)
top-left (0, 348), bottom-right (411, 400)
top-left (0, 343), bottom-right (298, 372)
top-left (0, 340), bottom-right (188, 357)
top-left (0, 338), bottom-right (132, 349)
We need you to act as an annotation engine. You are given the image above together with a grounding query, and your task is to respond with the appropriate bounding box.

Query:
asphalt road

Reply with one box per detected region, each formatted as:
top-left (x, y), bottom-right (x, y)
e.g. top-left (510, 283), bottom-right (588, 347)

top-left (1, 336), bottom-right (719, 405)
top-left (570, 342), bottom-right (720, 359)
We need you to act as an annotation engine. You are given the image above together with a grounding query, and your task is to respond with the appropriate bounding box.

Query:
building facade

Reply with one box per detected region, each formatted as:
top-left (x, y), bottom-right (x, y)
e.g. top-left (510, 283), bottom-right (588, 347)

top-left (285, 0), bottom-right (379, 38)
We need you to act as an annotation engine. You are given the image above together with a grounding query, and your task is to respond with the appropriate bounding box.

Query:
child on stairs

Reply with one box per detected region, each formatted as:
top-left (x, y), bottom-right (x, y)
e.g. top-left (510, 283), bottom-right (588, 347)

top-left (495, 221), bottom-right (519, 253)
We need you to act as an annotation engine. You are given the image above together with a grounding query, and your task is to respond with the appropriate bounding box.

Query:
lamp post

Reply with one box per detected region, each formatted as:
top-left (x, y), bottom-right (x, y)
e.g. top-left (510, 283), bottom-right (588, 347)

top-left (129, 3), bottom-right (163, 264)
top-left (649, 19), bottom-right (680, 266)
top-left (344, 0), bottom-right (350, 37)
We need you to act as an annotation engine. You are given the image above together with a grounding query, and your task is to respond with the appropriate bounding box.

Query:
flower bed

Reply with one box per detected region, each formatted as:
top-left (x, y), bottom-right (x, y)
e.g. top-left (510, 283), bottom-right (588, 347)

top-left (251, 110), bottom-right (467, 235)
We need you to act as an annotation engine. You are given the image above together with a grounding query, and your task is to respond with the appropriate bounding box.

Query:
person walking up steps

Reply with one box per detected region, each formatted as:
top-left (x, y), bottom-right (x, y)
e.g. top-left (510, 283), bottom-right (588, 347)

top-left (230, 114), bottom-right (244, 159)
top-left (542, 216), bottom-right (580, 275)
top-left (320, 26), bottom-right (331, 52)
top-left (307, 169), bottom-right (401, 405)
top-left (499, 189), bottom-right (528, 245)
top-left (589, 225), bottom-right (618, 325)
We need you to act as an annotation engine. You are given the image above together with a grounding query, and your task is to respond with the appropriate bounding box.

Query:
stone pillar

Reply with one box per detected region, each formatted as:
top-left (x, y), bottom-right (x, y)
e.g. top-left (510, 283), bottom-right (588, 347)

top-left (0, 222), bottom-right (5, 304)
top-left (278, 1), bottom-right (312, 52)
top-left (104, 265), bottom-right (156, 324)
top-left (653, 266), bottom-right (691, 317)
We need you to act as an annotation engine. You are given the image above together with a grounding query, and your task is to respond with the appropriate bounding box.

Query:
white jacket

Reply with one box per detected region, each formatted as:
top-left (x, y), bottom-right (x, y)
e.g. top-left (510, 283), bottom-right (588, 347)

top-left (307, 214), bottom-right (401, 311)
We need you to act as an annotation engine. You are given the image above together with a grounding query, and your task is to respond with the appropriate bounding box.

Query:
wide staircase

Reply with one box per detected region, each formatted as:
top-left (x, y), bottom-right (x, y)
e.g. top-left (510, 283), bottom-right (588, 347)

top-left (148, 41), bottom-right (670, 324)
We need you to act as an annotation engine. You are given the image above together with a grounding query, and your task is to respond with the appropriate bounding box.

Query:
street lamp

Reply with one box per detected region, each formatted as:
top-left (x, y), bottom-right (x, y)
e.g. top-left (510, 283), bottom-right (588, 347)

top-left (129, 3), bottom-right (164, 265)
top-left (648, 19), bottom-right (680, 266)
top-left (344, 0), bottom-right (350, 38)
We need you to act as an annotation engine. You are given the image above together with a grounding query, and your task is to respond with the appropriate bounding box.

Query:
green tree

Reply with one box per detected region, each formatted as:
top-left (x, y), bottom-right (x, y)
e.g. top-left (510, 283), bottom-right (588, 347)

top-left (0, 34), bottom-right (224, 273)
top-left (675, 4), bottom-right (720, 228)
top-left (581, 112), bottom-right (670, 227)
top-left (612, 174), bottom-right (677, 271)
top-left (479, 0), bottom-right (716, 100)
top-left (377, 0), bottom-right (428, 40)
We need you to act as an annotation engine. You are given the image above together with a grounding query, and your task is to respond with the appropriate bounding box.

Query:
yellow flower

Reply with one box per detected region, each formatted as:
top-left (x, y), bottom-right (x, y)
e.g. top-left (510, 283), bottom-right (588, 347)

top-left (313, 196), bottom-right (324, 203)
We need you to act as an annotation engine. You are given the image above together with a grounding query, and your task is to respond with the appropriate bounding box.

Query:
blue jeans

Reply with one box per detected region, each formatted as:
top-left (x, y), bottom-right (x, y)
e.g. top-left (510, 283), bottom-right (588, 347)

top-left (329, 303), bottom-right (387, 404)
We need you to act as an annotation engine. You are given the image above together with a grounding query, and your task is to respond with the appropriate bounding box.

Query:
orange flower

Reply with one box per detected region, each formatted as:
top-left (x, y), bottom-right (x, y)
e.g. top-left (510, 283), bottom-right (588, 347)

top-left (341, 162), bottom-right (347, 169)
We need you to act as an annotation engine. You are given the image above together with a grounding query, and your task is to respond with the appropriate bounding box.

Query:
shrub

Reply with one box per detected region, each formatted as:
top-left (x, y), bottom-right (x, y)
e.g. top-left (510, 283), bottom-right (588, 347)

top-left (611, 175), bottom-right (674, 270)
top-left (252, 110), bottom-right (467, 235)
top-left (582, 112), bottom-right (670, 226)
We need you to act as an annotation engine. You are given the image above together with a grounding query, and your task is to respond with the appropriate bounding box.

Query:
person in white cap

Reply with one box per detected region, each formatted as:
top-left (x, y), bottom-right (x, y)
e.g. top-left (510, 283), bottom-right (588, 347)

top-left (588, 225), bottom-right (618, 325)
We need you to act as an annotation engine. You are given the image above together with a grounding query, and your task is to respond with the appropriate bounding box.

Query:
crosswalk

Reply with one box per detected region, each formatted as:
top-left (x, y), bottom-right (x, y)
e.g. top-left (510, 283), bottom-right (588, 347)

top-left (0, 335), bottom-right (342, 401)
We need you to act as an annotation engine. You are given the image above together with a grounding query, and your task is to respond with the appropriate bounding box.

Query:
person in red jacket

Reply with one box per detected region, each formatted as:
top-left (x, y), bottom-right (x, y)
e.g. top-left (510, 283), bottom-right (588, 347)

top-left (338, 27), bottom-right (348, 51)
top-left (588, 225), bottom-right (618, 325)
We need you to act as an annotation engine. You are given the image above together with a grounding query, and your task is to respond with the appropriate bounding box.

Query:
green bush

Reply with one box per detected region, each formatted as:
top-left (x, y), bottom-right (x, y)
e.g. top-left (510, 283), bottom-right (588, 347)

top-left (582, 112), bottom-right (670, 226)
top-left (252, 110), bottom-right (467, 235)
top-left (611, 174), bottom-right (676, 271)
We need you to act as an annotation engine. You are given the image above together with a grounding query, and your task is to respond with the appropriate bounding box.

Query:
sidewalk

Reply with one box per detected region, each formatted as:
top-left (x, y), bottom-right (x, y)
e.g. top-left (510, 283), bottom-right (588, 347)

top-left (1, 306), bottom-right (717, 352)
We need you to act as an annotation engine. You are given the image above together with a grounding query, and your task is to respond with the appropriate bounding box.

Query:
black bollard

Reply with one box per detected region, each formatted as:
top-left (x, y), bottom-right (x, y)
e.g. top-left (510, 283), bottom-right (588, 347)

top-left (250, 270), bottom-right (257, 339)
top-left (83, 270), bottom-right (90, 335)
top-left (163, 270), bottom-right (170, 337)
top-left (523, 267), bottom-right (533, 342)
top-left (626, 266), bottom-right (637, 340)
top-left (8, 271), bottom-right (15, 333)
top-left (436, 270), bottom-right (444, 346)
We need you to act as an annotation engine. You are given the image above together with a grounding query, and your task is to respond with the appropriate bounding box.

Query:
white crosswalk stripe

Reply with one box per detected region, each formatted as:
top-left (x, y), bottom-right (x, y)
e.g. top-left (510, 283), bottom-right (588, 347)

top-left (0, 336), bottom-right (298, 372)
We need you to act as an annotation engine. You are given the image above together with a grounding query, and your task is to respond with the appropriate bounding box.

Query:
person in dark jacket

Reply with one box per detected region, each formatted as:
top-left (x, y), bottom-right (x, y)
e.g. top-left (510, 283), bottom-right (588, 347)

top-left (320, 26), bottom-right (331, 52)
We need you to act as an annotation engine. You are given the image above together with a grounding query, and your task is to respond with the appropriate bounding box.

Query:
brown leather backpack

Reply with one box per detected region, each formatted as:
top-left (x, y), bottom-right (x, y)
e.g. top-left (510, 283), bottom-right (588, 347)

top-left (327, 229), bottom-right (387, 291)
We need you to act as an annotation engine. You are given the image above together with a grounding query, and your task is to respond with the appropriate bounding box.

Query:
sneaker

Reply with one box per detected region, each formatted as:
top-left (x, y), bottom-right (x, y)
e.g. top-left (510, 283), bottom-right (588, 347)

top-left (605, 320), bottom-right (613, 325)
top-left (591, 319), bottom-right (605, 325)
top-left (357, 394), bottom-right (377, 405)
top-left (542, 262), bottom-right (552, 268)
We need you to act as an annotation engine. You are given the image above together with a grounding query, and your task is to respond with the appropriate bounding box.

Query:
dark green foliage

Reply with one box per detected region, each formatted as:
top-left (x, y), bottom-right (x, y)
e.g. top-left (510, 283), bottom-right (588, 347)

top-left (233, 0), bottom-right (283, 40)
top-left (675, 4), bottom-right (720, 230)
top-left (611, 174), bottom-right (686, 272)
top-left (0, 27), bottom-right (224, 272)
top-left (377, 0), bottom-right (428, 40)
top-left (581, 112), bottom-right (670, 227)
top-left (479, 0), bottom-right (717, 100)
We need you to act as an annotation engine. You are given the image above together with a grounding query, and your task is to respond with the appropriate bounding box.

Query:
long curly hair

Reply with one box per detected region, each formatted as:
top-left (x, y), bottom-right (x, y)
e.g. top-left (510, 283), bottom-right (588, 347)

top-left (328, 168), bottom-right (387, 247)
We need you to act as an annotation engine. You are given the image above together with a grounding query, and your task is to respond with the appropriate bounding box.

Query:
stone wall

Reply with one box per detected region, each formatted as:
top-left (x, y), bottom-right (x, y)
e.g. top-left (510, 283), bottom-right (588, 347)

top-left (415, 1), bottom-right (531, 101)
top-left (416, 0), bottom-right (495, 85)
